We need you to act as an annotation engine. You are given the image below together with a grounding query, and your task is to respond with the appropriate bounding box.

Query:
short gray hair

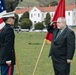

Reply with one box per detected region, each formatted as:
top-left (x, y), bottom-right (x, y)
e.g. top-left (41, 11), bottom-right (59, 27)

top-left (58, 17), bottom-right (66, 23)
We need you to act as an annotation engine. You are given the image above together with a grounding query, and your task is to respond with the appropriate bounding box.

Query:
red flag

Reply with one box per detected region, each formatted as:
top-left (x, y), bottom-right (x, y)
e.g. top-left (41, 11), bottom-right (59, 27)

top-left (45, 0), bottom-right (65, 43)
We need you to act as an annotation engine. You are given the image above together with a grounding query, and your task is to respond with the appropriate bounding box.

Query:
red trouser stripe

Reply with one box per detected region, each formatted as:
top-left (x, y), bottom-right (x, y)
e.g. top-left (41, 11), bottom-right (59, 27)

top-left (8, 65), bottom-right (12, 75)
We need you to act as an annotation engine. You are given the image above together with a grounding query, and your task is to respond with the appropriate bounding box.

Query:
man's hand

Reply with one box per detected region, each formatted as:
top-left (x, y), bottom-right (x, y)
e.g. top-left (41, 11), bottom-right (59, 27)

top-left (50, 21), bottom-right (57, 26)
top-left (6, 60), bottom-right (11, 66)
top-left (67, 59), bottom-right (72, 63)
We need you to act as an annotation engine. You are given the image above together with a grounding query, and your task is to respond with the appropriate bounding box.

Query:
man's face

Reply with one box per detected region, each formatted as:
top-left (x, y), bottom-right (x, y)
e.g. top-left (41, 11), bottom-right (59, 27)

top-left (11, 18), bottom-right (15, 25)
top-left (8, 17), bottom-right (15, 25)
top-left (57, 18), bottom-right (66, 29)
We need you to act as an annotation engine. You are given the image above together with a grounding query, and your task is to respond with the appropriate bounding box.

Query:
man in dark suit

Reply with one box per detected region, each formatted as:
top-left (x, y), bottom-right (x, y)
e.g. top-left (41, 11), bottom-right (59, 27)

top-left (0, 13), bottom-right (15, 75)
top-left (47, 17), bottom-right (75, 75)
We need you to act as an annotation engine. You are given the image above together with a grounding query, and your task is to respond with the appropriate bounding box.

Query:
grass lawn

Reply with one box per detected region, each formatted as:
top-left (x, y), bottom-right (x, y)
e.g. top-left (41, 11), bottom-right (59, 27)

top-left (14, 32), bottom-right (76, 75)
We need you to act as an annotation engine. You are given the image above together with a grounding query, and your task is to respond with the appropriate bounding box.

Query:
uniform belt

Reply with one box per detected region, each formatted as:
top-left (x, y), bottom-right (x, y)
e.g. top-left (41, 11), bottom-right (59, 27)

top-left (0, 44), bottom-right (4, 47)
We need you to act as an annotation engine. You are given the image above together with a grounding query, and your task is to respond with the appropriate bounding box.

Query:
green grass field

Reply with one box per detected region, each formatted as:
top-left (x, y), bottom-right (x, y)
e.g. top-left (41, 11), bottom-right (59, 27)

top-left (14, 32), bottom-right (76, 75)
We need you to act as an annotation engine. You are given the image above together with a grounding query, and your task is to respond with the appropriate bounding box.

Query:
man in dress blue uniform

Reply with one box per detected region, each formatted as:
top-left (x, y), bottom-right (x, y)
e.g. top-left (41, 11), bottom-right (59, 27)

top-left (0, 12), bottom-right (15, 75)
top-left (47, 17), bottom-right (75, 75)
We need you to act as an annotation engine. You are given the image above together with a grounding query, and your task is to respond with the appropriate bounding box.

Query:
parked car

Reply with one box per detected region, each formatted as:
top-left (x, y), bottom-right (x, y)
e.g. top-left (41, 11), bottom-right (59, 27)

top-left (14, 26), bottom-right (21, 32)
top-left (34, 30), bottom-right (42, 32)
top-left (42, 28), bottom-right (47, 32)
top-left (21, 29), bottom-right (29, 32)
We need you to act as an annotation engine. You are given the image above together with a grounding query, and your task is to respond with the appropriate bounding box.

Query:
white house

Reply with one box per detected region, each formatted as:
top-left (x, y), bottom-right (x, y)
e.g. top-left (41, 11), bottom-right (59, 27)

top-left (65, 5), bottom-right (76, 26)
top-left (29, 5), bottom-right (76, 27)
top-left (15, 4), bottom-right (76, 28)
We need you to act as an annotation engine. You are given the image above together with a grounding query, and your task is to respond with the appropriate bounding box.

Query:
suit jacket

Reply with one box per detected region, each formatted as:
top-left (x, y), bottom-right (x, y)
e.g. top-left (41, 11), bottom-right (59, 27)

top-left (0, 24), bottom-right (15, 65)
top-left (47, 25), bottom-right (75, 63)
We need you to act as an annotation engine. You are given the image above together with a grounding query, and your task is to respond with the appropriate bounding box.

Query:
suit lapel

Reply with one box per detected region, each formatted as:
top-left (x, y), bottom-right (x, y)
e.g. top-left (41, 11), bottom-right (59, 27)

top-left (54, 26), bottom-right (68, 42)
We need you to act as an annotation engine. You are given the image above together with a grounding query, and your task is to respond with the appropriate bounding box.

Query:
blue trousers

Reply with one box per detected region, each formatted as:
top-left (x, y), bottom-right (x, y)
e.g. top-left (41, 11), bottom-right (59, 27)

top-left (1, 65), bottom-right (14, 75)
top-left (0, 66), bottom-right (1, 75)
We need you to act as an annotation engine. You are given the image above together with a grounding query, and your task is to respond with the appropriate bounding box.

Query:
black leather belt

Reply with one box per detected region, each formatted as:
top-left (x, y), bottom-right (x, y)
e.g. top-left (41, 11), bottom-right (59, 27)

top-left (0, 44), bottom-right (4, 48)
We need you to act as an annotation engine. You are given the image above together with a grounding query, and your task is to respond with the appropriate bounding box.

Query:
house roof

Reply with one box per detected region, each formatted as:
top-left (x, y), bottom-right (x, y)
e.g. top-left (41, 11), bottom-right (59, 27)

top-left (14, 4), bottom-right (76, 14)
top-left (65, 5), bottom-right (76, 10)
top-left (36, 6), bottom-right (56, 12)
top-left (14, 7), bottom-right (31, 14)
top-left (37, 4), bottom-right (76, 12)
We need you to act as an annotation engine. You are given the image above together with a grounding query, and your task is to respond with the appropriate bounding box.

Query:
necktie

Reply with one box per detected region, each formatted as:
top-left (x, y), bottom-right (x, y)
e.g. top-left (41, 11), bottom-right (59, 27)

top-left (56, 30), bottom-right (61, 38)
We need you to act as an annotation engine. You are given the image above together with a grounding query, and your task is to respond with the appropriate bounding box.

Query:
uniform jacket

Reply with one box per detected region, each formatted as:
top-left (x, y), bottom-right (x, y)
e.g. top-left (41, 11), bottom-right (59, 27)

top-left (47, 25), bottom-right (75, 62)
top-left (0, 24), bottom-right (15, 65)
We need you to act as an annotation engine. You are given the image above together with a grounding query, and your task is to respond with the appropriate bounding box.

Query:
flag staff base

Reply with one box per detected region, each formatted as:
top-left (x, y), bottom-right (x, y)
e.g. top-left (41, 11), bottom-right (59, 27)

top-left (32, 39), bottom-right (46, 75)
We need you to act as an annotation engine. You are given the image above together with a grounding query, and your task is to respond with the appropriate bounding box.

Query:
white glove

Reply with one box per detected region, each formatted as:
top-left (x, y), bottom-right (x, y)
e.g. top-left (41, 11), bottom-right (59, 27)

top-left (67, 59), bottom-right (72, 63)
top-left (6, 60), bottom-right (11, 66)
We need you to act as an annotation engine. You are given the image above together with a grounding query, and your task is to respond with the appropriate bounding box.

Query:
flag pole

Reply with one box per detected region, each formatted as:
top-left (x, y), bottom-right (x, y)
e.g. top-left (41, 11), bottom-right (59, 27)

top-left (15, 52), bottom-right (21, 75)
top-left (32, 39), bottom-right (46, 75)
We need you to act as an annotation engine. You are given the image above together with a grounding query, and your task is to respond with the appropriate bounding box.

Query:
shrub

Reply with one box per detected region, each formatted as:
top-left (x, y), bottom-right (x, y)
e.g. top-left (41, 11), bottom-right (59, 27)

top-left (35, 22), bottom-right (44, 30)
top-left (14, 14), bottom-right (19, 27)
top-left (20, 18), bottom-right (32, 29)
top-left (19, 12), bottom-right (29, 22)
top-left (44, 13), bottom-right (51, 26)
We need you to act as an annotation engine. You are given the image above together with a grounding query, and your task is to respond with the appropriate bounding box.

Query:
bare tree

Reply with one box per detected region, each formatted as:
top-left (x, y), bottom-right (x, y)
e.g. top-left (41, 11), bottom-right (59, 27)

top-left (4, 0), bottom-right (23, 12)
top-left (36, 0), bottom-right (51, 6)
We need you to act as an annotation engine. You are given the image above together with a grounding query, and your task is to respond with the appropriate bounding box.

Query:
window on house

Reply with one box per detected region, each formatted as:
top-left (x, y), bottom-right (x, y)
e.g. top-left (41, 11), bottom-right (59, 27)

top-left (74, 20), bottom-right (75, 24)
top-left (74, 12), bottom-right (75, 16)
top-left (31, 14), bottom-right (33, 17)
top-left (42, 14), bottom-right (44, 17)
top-left (34, 21), bottom-right (36, 24)
top-left (51, 13), bottom-right (53, 17)
top-left (34, 14), bottom-right (36, 16)
top-left (34, 9), bottom-right (36, 11)
top-left (38, 13), bottom-right (40, 17)
top-left (68, 12), bottom-right (70, 16)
